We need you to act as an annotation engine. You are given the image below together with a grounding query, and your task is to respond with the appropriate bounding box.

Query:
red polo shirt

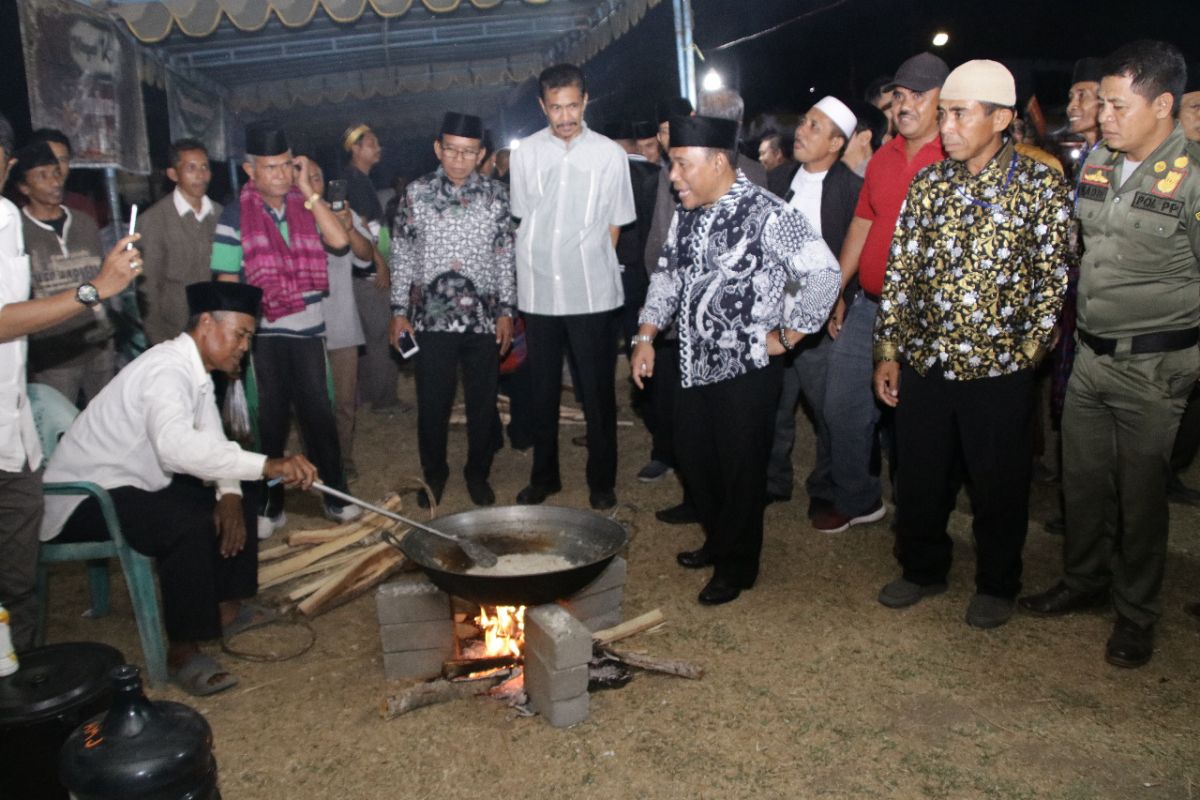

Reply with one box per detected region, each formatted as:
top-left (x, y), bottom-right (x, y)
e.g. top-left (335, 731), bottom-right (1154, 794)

top-left (854, 134), bottom-right (945, 296)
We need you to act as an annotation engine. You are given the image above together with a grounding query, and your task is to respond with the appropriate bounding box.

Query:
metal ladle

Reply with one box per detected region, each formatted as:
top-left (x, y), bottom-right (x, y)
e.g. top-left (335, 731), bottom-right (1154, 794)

top-left (311, 482), bottom-right (499, 567)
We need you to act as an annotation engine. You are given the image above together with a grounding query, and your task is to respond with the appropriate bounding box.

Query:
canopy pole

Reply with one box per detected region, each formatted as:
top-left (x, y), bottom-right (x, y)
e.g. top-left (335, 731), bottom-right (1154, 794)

top-left (104, 167), bottom-right (122, 241)
top-left (672, 0), bottom-right (696, 106)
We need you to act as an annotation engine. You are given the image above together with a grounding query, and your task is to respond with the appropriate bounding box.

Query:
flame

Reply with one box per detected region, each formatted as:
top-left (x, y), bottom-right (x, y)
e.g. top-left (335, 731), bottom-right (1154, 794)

top-left (475, 605), bottom-right (525, 658)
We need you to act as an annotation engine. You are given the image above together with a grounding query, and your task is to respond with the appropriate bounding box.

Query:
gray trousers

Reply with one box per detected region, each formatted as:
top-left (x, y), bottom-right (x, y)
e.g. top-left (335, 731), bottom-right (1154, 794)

top-left (352, 276), bottom-right (401, 409)
top-left (822, 294), bottom-right (884, 516)
top-left (767, 334), bottom-right (832, 501)
top-left (1062, 342), bottom-right (1200, 628)
top-left (0, 465), bottom-right (43, 652)
top-left (30, 340), bottom-right (114, 408)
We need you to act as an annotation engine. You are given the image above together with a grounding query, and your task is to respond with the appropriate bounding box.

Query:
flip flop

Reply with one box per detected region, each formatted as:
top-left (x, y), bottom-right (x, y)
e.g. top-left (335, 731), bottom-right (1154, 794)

top-left (222, 601), bottom-right (279, 639)
top-left (171, 653), bottom-right (238, 697)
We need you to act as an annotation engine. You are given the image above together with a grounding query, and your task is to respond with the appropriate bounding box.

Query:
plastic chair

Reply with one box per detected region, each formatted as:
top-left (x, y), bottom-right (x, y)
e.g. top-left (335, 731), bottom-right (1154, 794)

top-left (29, 383), bottom-right (169, 686)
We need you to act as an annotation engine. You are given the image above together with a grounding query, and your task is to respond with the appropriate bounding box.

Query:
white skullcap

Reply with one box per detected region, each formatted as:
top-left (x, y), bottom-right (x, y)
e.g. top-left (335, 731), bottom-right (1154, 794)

top-left (813, 96), bottom-right (858, 139)
top-left (941, 59), bottom-right (1017, 107)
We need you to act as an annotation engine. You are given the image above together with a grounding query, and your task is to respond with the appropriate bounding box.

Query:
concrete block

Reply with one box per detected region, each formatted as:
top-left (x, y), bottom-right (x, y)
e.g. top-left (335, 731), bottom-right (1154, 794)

top-left (379, 619), bottom-right (455, 653)
top-left (376, 574), bottom-right (451, 625)
top-left (524, 652), bottom-right (589, 704)
top-left (382, 647), bottom-right (451, 681)
top-left (525, 604), bottom-right (592, 670)
top-left (568, 557), bottom-right (626, 599)
top-left (580, 609), bottom-right (622, 633)
top-left (540, 693), bottom-right (590, 728)
top-left (560, 587), bottom-right (622, 625)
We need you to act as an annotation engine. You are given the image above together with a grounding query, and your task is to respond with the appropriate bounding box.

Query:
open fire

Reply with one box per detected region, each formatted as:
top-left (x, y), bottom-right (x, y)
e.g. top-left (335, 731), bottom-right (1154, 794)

top-left (474, 605), bottom-right (525, 659)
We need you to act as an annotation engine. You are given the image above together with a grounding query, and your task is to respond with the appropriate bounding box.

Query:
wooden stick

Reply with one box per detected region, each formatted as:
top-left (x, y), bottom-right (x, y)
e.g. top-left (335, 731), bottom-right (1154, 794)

top-left (602, 647), bottom-right (703, 680)
top-left (258, 523), bottom-right (381, 587)
top-left (592, 609), bottom-right (665, 645)
top-left (285, 495), bottom-right (402, 546)
top-left (284, 574), bottom-right (328, 602)
top-left (297, 543), bottom-right (405, 617)
top-left (258, 543), bottom-right (294, 562)
top-left (381, 674), bottom-right (508, 720)
top-left (260, 547), bottom-right (364, 591)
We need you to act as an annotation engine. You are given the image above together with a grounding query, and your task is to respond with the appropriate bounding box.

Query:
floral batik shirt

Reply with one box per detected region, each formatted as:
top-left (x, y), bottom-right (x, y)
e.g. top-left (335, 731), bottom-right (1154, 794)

top-left (639, 172), bottom-right (840, 388)
top-left (873, 141), bottom-right (1072, 380)
top-left (389, 168), bottom-right (517, 334)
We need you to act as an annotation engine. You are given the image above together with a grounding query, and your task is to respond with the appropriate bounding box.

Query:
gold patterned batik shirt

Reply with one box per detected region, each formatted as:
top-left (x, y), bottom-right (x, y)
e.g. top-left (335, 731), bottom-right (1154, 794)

top-left (873, 141), bottom-right (1072, 380)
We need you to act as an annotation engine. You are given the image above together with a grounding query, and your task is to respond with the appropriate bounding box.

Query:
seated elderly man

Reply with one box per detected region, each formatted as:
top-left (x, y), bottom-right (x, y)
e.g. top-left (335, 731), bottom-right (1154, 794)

top-left (40, 282), bottom-right (318, 696)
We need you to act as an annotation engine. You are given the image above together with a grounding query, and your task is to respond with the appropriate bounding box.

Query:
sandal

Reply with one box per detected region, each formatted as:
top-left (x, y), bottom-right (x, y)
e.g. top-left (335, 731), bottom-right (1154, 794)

top-left (171, 653), bottom-right (238, 697)
top-left (222, 601), bottom-right (279, 639)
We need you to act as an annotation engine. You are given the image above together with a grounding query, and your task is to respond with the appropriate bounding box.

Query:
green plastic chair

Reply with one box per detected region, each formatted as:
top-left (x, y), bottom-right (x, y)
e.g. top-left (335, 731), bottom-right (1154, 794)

top-left (29, 383), bottom-right (169, 686)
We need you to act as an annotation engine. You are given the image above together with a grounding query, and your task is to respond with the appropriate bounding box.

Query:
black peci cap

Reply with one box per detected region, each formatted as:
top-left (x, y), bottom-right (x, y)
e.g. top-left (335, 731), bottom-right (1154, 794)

top-left (186, 282), bottom-right (263, 317)
top-left (1072, 58), bottom-right (1104, 85)
top-left (669, 115), bottom-right (739, 151)
top-left (440, 112), bottom-right (484, 140)
top-left (656, 97), bottom-right (694, 124)
top-left (244, 124), bottom-right (289, 157)
top-left (631, 120), bottom-right (658, 140)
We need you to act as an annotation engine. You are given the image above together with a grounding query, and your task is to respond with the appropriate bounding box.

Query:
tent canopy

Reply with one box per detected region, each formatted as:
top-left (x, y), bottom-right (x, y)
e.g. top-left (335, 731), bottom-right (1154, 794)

top-left (105, 0), bottom-right (663, 139)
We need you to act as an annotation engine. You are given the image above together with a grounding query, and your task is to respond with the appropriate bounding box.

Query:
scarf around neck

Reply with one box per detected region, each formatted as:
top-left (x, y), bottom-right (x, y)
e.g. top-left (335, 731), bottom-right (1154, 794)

top-left (239, 180), bottom-right (328, 322)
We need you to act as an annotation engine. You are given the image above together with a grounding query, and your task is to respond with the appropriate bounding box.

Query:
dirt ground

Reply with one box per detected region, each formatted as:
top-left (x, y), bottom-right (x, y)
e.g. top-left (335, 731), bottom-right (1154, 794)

top-left (44, 364), bottom-right (1200, 800)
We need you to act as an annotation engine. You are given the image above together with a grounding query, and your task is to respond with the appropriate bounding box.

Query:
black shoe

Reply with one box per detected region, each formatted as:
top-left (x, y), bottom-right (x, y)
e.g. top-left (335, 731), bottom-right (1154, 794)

top-left (467, 480), bottom-right (495, 506)
top-left (516, 483), bottom-right (561, 505)
top-left (1018, 582), bottom-right (1108, 616)
top-left (698, 576), bottom-right (742, 605)
top-left (1184, 601), bottom-right (1200, 622)
top-left (676, 549), bottom-right (714, 569)
top-left (1105, 617), bottom-right (1154, 668)
top-left (415, 485), bottom-right (444, 510)
top-left (656, 502), bottom-right (699, 525)
top-left (589, 489), bottom-right (617, 510)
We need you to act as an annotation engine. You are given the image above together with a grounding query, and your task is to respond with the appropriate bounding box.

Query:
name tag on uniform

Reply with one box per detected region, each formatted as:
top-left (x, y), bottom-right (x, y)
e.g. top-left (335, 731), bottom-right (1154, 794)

top-left (1132, 191), bottom-right (1183, 218)
top-left (1078, 183), bottom-right (1108, 202)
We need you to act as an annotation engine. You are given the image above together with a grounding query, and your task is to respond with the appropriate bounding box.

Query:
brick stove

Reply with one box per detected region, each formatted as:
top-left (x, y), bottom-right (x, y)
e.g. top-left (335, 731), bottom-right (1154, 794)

top-left (375, 557), bottom-right (626, 727)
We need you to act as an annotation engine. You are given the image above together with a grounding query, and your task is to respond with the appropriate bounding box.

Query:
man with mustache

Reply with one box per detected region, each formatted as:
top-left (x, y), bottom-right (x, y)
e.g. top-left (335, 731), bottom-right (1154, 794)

top-left (1021, 41), bottom-right (1200, 667)
top-left (508, 63), bottom-right (636, 510)
top-left (822, 52), bottom-right (948, 534)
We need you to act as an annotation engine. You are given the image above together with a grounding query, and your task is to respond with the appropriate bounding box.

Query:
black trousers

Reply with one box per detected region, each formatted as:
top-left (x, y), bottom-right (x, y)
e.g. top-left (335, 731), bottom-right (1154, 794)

top-left (57, 476), bottom-right (259, 643)
top-left (253, 335), bottom-right (346, 517)
top-left (524, 311), bottom-right (619, 492)
top-left (674, 363), bottom-right (782, 587)
top-left (645, 338), bottom-right (680, 467)
top-left (894, 364), bottom-right (1035, 598)
top-left (413, 331), bottom-right (499, 489)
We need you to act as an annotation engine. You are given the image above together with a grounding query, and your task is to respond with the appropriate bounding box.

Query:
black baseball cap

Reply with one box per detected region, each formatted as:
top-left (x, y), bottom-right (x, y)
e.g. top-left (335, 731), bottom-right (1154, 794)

top-left (884, 53), bottom-right (950, 93)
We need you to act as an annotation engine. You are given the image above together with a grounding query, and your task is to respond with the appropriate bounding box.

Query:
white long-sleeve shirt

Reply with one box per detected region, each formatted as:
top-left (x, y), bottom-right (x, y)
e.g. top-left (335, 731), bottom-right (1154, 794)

top-left (0, 195), bottom-right (41, 473)
top-left (40, 333), bottom-right (267, 540)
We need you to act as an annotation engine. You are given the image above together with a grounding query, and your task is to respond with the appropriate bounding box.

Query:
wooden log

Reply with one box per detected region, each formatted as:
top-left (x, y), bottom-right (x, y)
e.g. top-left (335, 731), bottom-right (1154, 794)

top-left (260, 547), bottom-right (364, 591)
top-left (284, 574), bottom-right (328, 602)
top-left (602, 647), bottom-right (703, 680)
top-left (285, 495), bottom-right (402, 546)
top-left (258, 523), bottom-right (381, 587)
top-left (442, 656), bottom-right (521, 680)
top-left (380, 674), bottom-right (508, 720)
top-left (258, 543), bottom-right (294, 562)
top-left (592, 609), bottom-right (666, 645)
top-left (297, 542), bottom-right (405, 617)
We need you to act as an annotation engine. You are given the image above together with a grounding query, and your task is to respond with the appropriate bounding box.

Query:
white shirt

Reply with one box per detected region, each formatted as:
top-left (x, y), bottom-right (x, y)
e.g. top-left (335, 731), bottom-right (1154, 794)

top-left (787, 167), bottom-right (827, 236)
top-left (0, 196), bottom-right (41, 472)
top-left (172, 188), bottom-right (214, 222)
top-left (509, 125), bottom-right (636, 315)
top-left (40, 334), bottom-right (267, 540)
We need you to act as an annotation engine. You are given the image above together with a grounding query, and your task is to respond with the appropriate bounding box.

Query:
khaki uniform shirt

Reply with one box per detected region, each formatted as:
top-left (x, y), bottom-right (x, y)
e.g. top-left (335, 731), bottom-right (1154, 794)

top-left (1076, 124), bottom-right (1200, 339)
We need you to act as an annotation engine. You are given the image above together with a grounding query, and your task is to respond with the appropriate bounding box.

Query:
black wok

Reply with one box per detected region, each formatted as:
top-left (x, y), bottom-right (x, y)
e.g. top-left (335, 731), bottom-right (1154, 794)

top-left (393, 505), bottom-right (628, 606)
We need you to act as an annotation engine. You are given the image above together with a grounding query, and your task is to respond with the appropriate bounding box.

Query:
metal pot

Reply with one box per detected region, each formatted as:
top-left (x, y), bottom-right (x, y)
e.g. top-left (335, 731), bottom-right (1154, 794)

top-left (397, 505), bottom-right (628, 606)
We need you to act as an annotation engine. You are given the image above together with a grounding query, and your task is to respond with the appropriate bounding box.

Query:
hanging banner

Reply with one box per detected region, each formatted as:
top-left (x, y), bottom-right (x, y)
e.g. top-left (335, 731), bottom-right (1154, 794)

top-left (166, 71), bottom-right (227, 161)
top-left (18, 0), bottom-right (151, 174)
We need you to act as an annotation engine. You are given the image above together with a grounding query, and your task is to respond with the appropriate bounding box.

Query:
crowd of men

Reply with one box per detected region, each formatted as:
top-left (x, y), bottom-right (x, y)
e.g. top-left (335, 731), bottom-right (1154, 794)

top-left (1, 38), bottom-right (1198, 696)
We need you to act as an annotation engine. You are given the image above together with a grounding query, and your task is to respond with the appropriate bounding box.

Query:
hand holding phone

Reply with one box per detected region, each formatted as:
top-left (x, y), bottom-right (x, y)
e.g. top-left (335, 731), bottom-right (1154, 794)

top-left (397, 329), bottom-right (419, 359)
top-left (125, 204), bottom-right (138, 250)
top-left (325, 179), bottom-right (349, 212)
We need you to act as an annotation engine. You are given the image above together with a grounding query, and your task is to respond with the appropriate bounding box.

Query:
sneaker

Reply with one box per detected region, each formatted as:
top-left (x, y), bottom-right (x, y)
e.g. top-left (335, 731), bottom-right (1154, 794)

top-left (637, 460), bottom-right (674, 482)
top-left (256, 512), bottom-right (287, 541)
top-left (965, 593), bottom-right (1015, 629)
top-left (878, 577), bottom-right (948, 609)
top-left (323, 502), bottom-right (362, 524)
top-left (812, 501), bottom-right (886, 534)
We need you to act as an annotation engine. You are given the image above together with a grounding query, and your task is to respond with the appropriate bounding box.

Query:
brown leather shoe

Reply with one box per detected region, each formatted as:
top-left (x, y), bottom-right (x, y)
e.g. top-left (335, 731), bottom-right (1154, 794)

top-left (1018, 582), bottom-right (1109, 616)
top-left (1105, 617), bottom-right (1154, 668)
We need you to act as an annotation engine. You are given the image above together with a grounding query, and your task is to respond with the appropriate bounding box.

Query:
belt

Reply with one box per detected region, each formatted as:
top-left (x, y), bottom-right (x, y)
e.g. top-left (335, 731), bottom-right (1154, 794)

top-left (860, 290), bottom-right (881, 304)
top-left (352, 266), bottom-right (376, 279)
top-left (1078, 327), bottom-right (1199, 356)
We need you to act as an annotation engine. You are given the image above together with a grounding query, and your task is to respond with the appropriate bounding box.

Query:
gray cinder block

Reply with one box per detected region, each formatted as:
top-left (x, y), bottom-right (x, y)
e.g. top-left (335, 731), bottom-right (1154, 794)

top-left (383, 647), bottom-right (451, 681)
top-left (376, 574), bottom-right (452, 625)
top-left (524, 653), bottom-right (589, 704)
top-left (568, 557), bottom-right (626, 599)
top-left (539, 693), bottom-right (590, 728)
top-left (560, 587), bottom-right (622, 626)
top-left (525, 604), bottom-right (592, 670)
top-left (380, 619), bottom-right (456, 653)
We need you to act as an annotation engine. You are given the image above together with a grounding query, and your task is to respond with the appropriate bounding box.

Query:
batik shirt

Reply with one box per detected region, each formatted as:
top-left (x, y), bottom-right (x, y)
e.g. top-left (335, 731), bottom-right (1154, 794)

top-left (873, 141), bottom-right (1072, 379)
top-left (639, 172), bottom-right (840, 388)
top-left (389, 168), bottom-right (517, 334)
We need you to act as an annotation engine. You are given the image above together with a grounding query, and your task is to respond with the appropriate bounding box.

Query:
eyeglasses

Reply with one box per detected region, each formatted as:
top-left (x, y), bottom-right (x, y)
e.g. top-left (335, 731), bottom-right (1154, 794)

top-left (441, 145), bottom-right (480, 160)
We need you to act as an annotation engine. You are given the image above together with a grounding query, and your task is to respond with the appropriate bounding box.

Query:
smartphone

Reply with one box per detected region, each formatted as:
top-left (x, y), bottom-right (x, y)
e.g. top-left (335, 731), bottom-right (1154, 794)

top-left (397, 329), bottom-right (419, 359)
top-left (125, 204), bottom-right (138, 249)
top-left (325, 179), bottom-right (349, 212)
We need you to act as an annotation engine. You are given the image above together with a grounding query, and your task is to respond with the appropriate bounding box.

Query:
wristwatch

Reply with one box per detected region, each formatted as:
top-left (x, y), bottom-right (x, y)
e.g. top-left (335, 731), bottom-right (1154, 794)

top-left (631, 334), bottom-right (654, 345)
top-left (75, 282), bottom-right (100, 306)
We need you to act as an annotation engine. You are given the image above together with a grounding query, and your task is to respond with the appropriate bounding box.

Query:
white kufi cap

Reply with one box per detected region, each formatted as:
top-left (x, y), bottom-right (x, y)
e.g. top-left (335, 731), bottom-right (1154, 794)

top-left (813, 96), bottom-right (858, 139)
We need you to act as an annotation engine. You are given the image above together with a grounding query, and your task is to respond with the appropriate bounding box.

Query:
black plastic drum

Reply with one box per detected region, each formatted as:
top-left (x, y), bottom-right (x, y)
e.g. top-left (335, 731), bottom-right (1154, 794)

top-left (0, 642), bottom-right (124, 800)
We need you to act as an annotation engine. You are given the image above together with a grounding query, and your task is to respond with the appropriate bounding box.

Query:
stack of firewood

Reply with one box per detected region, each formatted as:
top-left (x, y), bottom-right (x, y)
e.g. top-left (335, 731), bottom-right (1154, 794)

top-left (258, 492), bottom-right (410, 617)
